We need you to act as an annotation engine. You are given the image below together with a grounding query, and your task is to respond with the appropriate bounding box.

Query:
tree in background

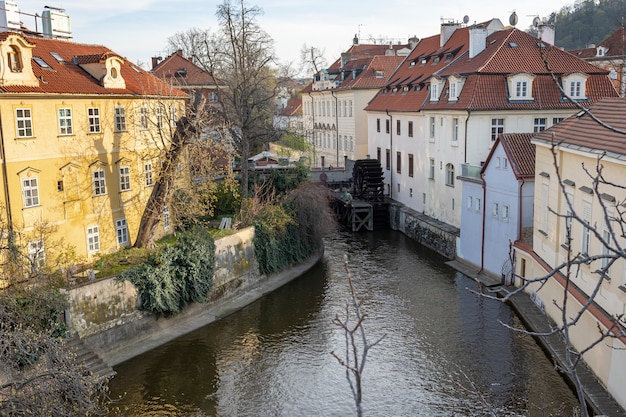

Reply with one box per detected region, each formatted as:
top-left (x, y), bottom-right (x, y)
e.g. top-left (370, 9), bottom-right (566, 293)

top-left (167, 0), bottom-right (280, 200)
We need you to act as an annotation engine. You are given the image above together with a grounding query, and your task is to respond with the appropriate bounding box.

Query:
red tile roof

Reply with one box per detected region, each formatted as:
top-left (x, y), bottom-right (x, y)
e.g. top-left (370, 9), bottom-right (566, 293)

top-left (0, 32), bottom-right (185, 97)
top-left (570, 26), bottom-right (626, 59)
top-left (367, 27), bottom-right (618, 113)
top-left (336, 55), bottom-right (405, 90)
top-left (280, 98), bottom-right (302, 116)
top-left (533, 97), bottom-right (626, 157)
top-left (152, 50), bottom-right (221, 87)
top-left (500, 133), bottom-right (536, 178)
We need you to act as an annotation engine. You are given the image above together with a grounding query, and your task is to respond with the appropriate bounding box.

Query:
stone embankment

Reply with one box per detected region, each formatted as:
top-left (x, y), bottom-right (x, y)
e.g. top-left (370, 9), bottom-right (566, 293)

top-left (65, 227), bottom-right (322, 367)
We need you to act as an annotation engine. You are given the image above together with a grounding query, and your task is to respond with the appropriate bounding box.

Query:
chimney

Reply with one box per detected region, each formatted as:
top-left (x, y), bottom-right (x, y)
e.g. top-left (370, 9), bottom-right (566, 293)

top-left (440, 22), bottom-right (460, 47)
top-left (409, 36), bottom-right (419, 50)
top-left (538, 24), bottom-right (555, 46)
top-left (341, 52), bottom-right (352, 68)
top-left (353, 34), bottom-right (359, 45)
top-left (151, 56), bottom-right (160, 69)
top-left (469, 24), bottom-right (488, 59)
top-left (385, 42), bottom-right (395, 56)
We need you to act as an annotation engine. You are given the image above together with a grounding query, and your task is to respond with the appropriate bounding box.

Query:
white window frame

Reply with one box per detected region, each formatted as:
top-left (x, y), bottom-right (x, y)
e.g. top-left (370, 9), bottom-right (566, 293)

top-left (119, 166), bottom-right (131, 191)
top-left (93, 169), bottom-right (106, 196)
top-left (428, 158), bottom-right (435, 179)
top-left (491, 118), bottom-right (504, 142)
top-left (22, 177), bottom-right (40, 207)
top-left (16, 108), bottom-right (33, 137)
top-left (429, 117), bottom-right (435, 139)
top-left (86, 225), bottom-right (100, 254)
top-left (430, 82), bottom-right (439, 101)
top-left (209, 91), bottom-right (218, 102)
top-left (28, 240), bottom-right (45, 268)
top-left (452, 118), bottom-right (459, 143)
top-left (533, 118), bottom-right (547, 133)
top-left (581, 200), bottom-right (592, 255)
top-left (163, 208), bottom-right (170, 230)
top-left (170, 106), bottom-right (177, 127)
top-left (114, 106), bottom-right (126, 132)
top-left (156, 106), bottom-right (163, 129)
top-left (492, 202), bottom-right (499, 217)
top-left (475, 197), bottom-right (482, 213)
top-left (115, 218), bottom-right (129, 246)
top-left (508, 73), bottom-right (535, 100)
top-left (140, 106), bottom-right (148, 130)
top-left (445, 163), bottom-right (454, 187)
top-left (502, 204), bottom-right (510, 221)
top-left (88, 107), bottom-right (101, 133)
top-left (144, 162), bottom-right (153, 186)
top-left (58, 108), bottom-right (72, 135)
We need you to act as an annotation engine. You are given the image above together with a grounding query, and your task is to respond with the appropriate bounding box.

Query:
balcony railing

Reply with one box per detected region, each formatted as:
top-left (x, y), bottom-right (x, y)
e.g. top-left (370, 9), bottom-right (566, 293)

top-left (460, 163), bottom-right (481, 180)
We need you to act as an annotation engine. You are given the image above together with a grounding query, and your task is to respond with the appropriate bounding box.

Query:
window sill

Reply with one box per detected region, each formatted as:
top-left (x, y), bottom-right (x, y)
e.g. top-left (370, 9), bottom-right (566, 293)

top-left (58, 134), bottom-right (75, 138)
top-left (23, 204), bottom-right (41, 210)
top-left (451, 141), bottom-right (459, 147)
top-left (619, 285), bottom-right (626, 294)
top-left (15, 136), bottom-right (36, 140)
top-left (538, 229), bottom-right (548, 236)
top-left (93, 194), bottom-right (108, 198)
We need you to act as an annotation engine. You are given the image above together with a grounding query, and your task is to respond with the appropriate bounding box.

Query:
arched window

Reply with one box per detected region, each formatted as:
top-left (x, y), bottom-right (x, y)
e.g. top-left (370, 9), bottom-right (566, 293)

top-left (8, 45), bottom-right (22, 72)
top-left (445, 163), bottom-right (455, 187)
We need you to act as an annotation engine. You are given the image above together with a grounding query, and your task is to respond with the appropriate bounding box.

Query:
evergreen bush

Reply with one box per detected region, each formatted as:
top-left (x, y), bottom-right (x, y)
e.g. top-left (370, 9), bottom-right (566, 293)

top-left (118, 226), bottom-right (215, 316)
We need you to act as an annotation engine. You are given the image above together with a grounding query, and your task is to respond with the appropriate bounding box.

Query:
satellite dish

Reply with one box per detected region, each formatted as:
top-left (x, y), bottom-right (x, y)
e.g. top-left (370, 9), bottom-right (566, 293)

top-left (533, 16), bottom-right (541, 27)
top-left (463, 15), bottom-right (470, 24)
top-left (509, 11), bottom-right (518, 26)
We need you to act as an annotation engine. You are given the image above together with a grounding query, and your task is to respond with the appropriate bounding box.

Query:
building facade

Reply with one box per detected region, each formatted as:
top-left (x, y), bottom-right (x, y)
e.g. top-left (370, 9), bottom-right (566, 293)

top-left (0, 31), bottom-right (186, 277)
top-left (366, 21), bottom-right (618, 228)
top-left (514, 98), bottom-right (626, 410)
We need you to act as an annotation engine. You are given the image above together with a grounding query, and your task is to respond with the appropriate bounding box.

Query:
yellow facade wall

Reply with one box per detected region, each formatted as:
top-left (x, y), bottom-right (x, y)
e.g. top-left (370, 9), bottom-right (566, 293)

top-left (0, 94), bottom-right (185, 267)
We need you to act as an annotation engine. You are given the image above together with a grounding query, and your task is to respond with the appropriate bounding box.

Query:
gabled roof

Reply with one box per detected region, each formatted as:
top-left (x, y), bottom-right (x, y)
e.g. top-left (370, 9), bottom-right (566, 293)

top-left (368, 26), bottom-right (618, 113)
top-left (326, 43), bottom-right (408, 72)
top-left (533, 97), bottom-right (626, 159)
top-left (152, 50), bottom-right (221, 87)
top-left (280, 98), bottom-right (302, 116)
top-left (336, 55), bottom-right (405, 90)
top-left (0, 32), bottom-right (185, 97)
top-left (486, 133), bottom-right (536, 178)
top-left (366, 26), bottom-right (472, 112)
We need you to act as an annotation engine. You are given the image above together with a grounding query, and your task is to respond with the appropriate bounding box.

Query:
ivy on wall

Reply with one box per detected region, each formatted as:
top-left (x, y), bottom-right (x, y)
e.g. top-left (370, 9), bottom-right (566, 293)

top-left (117, 227), bottom-right (215, 316)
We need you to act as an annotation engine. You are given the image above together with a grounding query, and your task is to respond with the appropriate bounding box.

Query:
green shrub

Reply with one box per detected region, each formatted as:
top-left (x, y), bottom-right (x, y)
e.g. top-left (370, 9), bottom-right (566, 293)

top-left (117, 227), bottom-right (215, 316)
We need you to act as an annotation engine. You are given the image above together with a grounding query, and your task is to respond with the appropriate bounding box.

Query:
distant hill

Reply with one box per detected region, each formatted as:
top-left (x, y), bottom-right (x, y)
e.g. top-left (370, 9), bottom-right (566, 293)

top-left (532, 0), bottom-right (626, 50)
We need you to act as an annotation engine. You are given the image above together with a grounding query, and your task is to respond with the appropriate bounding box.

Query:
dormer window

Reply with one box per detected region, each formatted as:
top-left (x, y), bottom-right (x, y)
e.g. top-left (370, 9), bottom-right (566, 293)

top-left (447, 75), bottom-right (464, 102)
top-left (430, 82), bottom-right (439, 101)
top-left (508, 73), bottom-right (535, 101)
top-left (562, 73), bottom-right (588, 100)
top-left (596, 46), bottom-right (607, 57)
top-left (8, 45), bottom-right (22, 72)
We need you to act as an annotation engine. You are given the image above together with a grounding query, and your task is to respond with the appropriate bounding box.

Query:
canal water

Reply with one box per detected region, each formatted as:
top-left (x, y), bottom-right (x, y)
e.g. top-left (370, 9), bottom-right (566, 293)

top-left (107, 229), bottom-right (580, 416)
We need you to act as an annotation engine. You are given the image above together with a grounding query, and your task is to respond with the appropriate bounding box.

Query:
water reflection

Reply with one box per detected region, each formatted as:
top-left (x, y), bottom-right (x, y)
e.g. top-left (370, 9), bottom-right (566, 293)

top-left (108, 229), bottom-right (579, 416)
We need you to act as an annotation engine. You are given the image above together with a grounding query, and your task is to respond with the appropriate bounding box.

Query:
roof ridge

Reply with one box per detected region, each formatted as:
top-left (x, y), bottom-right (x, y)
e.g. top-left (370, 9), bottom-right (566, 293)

top-left (476, 28), bottom-right (514, 73)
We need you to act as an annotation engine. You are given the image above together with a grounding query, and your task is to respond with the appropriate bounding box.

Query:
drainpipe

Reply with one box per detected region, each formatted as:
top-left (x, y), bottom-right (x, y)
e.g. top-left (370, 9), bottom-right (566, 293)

top-left (0, 111), bottom-right (13, 235)
top-left (518, 177), bottom-right (526, 240)
top-left (478, 170), bottom-right (486, 274)
top-left (308, 91), bottom-right (317, 168)
top-left (386, 109), bottom-right (393, 199)
top-left (464, 110), bottom-right (471, 163)
top-left (331, 89), bottom-right (339, 166)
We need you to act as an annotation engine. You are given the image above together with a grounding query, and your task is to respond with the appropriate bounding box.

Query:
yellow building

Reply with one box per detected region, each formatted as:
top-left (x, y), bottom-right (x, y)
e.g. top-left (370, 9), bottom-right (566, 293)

top-left (0, 31), bottom-right (186, 272)
top-left (514, 98), bottom-right (626, 410)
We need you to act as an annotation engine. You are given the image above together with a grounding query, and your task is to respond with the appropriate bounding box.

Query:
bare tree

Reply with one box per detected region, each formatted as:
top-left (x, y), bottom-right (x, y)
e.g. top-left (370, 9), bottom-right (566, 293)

top-left (331, 258), bottom-right (385, 417)
top-left (299, 44), bottom-right (327, 76)
top-left (166, 0), bottom-right (280, 200)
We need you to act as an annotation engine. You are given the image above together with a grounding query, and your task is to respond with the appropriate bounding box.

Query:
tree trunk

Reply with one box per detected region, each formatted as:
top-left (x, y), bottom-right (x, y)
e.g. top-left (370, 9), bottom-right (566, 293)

top-left (134, 117), bottom-right (195, 248)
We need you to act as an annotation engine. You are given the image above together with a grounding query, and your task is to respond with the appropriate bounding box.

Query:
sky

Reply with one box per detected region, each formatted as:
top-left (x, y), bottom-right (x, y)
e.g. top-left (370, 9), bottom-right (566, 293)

top-left (12, 0), bottom-right (574, 73)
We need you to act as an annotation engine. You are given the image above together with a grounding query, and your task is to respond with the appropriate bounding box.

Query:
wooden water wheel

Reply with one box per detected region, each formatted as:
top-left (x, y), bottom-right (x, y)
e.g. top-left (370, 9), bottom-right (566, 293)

top-left (352, 159), bottom-right (385, 202)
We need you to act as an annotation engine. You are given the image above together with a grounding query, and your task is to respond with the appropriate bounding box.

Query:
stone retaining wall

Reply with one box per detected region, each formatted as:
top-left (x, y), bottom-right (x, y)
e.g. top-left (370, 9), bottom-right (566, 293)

top-left (65, 227), bottom-right (259, 362)
top-left (388, 203), bottom-right (459, 260)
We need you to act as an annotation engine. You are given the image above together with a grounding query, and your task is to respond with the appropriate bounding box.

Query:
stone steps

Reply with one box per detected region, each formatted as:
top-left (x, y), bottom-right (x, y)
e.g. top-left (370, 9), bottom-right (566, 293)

top-left (63, 336), bottom-right (116, 379)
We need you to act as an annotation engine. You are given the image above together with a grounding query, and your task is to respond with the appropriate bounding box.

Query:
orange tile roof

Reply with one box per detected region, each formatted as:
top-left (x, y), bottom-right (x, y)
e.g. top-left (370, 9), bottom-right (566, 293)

top-left (533, 97), bottom-right (626, 157)
top-left (280, 98), bottom-right (302, 116)
top-left (337, 55), bottom-right (405, 90)
top-left (570, 26), bottom-right (626, 59)
top-left (500, 133), bottom-right (536, 178)
top-left (367, 27), bottom-right (618, 113)
top-left (0, 32), bottom-right (185, 97)
top-left (152, 50), bottom-right (221, 87)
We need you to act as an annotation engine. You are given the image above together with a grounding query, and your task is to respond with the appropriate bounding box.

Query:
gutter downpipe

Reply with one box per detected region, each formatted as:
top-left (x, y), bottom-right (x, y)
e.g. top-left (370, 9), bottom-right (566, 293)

top-left (385, 109), bottom-right (393, 199)
top-left (478, 170), bottom-right (486, 274)
top-left (331, 89), bottom-right (339, 167)
top-left (464, 110), bottom-right (471, 163)
top-left (0, 112), bottom-right (13, 236)
top-left (308, 91), bottom-right (316, 168)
